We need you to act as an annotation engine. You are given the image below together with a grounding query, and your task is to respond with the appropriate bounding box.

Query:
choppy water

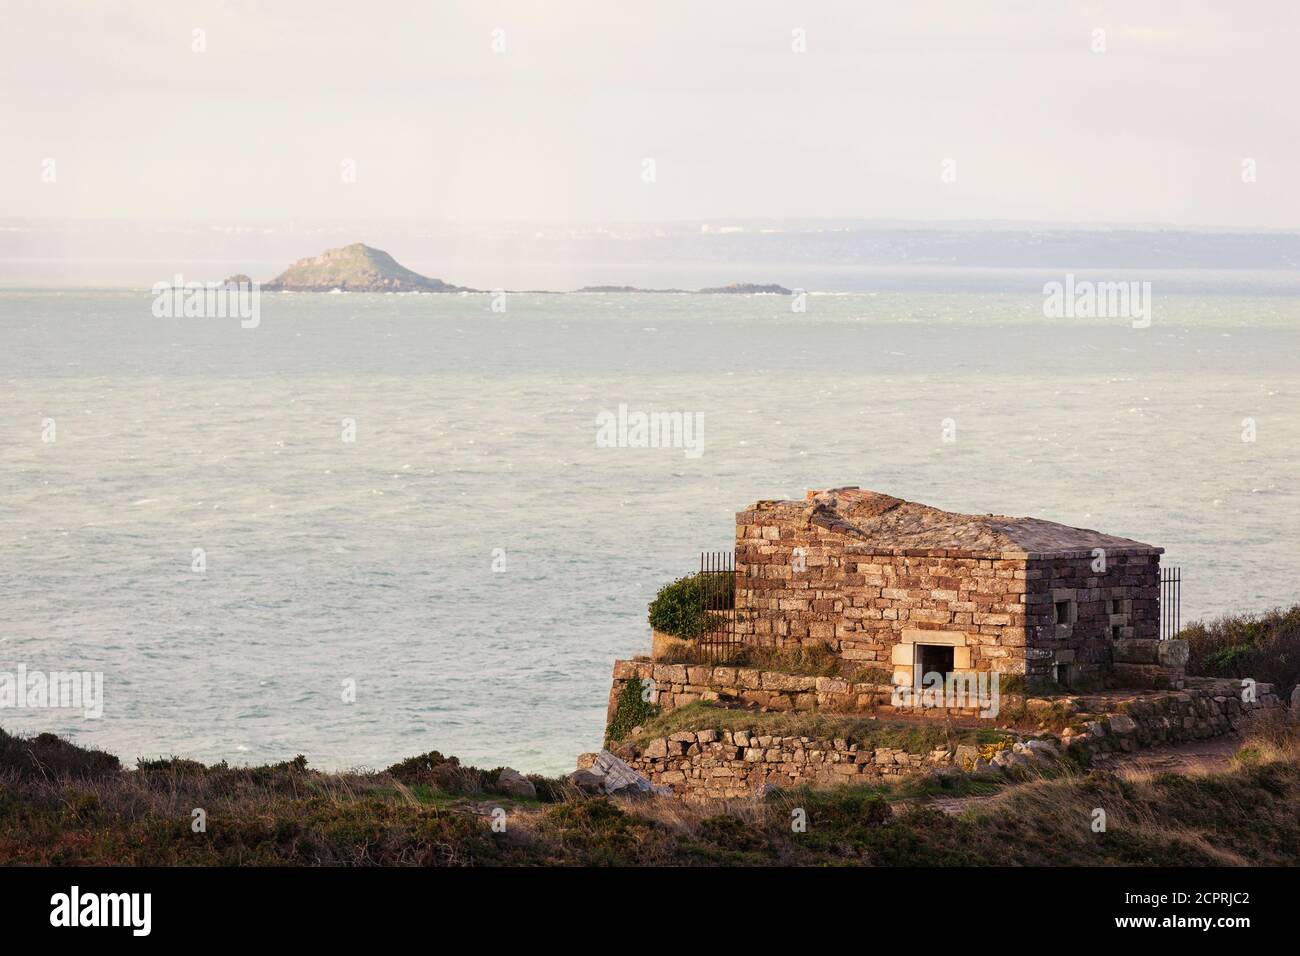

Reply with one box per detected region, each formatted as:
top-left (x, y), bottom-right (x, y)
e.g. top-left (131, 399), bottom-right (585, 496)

top-left (2, 288), bottom-right (1298, 774)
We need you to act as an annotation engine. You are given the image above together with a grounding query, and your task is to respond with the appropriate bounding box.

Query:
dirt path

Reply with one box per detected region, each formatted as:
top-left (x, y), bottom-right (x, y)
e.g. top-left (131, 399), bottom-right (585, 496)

top-left (922, 734), bottom-right (1244, 817)
top-left (1090, 734), bottom-right (1241, 776)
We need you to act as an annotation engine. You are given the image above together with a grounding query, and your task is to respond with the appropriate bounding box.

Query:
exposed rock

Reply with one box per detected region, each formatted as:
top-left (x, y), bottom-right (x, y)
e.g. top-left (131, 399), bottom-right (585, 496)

top-left (1157, 639), bottom-right (1190, 668)
top-left (1106, 714), bottom-right (1138, 734)
top-left (496, 767), bottom-right (537, 799)
top-left (590, 750), bottom-right (671, 797)
top-left (567, 768), bottom-right (606, 793)
top-left (1024, 739), bottom-right (1061, 760)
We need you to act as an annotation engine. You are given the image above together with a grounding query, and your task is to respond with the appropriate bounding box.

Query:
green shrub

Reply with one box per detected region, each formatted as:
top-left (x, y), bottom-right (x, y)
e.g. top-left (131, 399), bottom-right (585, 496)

top-left (1183, 605), bottom-right (1300, 698)
top-left (606, 677), bottom-right (658, 743)
top-left (385, 750), bottom-right (460, 785)
top-left (648, 573), bottom-right (733, 638)
top-left (0, 727), bottom-right (121, 781)
top-left (387, 751), bottom-right (485, 795)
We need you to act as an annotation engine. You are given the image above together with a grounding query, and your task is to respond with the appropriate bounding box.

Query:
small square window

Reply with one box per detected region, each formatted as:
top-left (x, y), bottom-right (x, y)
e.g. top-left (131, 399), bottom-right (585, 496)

top-left (1108, 598), bottom-right (1123, 615)
top-left (1111, 624), bottom-right (1123, 640)
top-left (1054, 600), bottom-right (1073, 625)
top-left (916, 644), bottom-right (954, 678)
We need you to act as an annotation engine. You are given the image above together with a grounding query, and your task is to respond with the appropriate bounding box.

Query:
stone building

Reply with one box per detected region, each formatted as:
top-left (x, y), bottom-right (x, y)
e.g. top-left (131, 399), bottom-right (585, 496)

top-left (734, 488), bottom-right (1163, 684)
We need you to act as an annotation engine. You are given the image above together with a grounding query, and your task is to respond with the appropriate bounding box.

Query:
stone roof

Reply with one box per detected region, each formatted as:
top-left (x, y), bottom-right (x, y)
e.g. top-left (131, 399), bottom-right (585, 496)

top-left (747, 487), bottom-right (1162, 558)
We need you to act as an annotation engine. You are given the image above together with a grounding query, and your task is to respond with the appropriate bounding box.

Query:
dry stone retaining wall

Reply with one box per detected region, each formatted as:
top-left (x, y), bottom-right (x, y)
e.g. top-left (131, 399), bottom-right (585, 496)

top-left (610, 659), bottom-right (886, 722)
top-left (608, 659), bottom-right (999, 724)
top-left (610, 681), bottom-right (1283, 800)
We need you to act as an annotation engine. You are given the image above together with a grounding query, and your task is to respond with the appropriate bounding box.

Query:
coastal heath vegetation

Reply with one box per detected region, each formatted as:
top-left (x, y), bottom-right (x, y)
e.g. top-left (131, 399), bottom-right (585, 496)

top-left (5, 716), bottom-right (1300, 866)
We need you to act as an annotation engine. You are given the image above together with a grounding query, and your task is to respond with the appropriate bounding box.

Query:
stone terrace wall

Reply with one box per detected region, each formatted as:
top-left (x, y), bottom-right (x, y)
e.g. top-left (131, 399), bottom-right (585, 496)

top-left (620, 730), bottom-right (942, 800)
top-left (614, 682), bottom-right (1284, 800)
top-left (607, 660), bottom-right (998, 728)
top-left (735, 499), bottom-right (1031, 677)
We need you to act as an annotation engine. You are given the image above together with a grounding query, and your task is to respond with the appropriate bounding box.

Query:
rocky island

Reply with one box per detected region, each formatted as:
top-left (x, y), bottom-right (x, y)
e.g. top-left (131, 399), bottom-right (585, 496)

top-left (696, 282), bottom-right (792, 294)
top-left (261, 243), bottom-right (473, 293)
top-left (253, 243), bottom-right (790, 294)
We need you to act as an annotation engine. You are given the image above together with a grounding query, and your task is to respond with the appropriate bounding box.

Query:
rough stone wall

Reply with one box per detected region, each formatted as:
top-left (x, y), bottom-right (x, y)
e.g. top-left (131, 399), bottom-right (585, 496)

top-left (617, 682), bottom-right (1283, 800)
top-left (734, 502), bottom-right (1161, 681)
top-left (624, 729), bottom-right (942, 800)
top-left (1025, 552), bottom-right (1161, 680)
top-left (608, 660), bottom-right (996, 727)
top-left (735, 501), bottom-right (1030, 677)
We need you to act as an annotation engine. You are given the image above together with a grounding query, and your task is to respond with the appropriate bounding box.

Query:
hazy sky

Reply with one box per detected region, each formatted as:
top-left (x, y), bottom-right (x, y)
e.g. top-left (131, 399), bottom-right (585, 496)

top-left (3, 0), bottom-right (1297, 228)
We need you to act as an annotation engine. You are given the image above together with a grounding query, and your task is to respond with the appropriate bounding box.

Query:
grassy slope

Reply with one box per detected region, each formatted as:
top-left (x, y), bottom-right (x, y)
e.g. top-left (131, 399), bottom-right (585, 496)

top-left (623, 701), bottom-right (1009, 751)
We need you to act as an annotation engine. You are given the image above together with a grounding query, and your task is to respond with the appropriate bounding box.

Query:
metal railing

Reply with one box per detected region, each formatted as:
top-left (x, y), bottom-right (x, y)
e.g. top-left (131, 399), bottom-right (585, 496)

top-left (698, 550), bottom-right (740, 661)
top-left (1160, 566), bottom-right (1181, 640)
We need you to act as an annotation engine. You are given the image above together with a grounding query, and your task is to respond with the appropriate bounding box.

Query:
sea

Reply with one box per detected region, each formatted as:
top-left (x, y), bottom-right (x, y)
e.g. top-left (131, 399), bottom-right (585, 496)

top-left (2, 284), bottom-right (1298, 774)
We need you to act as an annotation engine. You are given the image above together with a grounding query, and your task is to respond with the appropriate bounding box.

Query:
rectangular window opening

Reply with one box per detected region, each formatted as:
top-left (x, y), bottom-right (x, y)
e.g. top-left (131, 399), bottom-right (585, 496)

top-left (916, 644), bottom-right (954, 679)
top-left (1054, 600), bottom-right (1073, 625)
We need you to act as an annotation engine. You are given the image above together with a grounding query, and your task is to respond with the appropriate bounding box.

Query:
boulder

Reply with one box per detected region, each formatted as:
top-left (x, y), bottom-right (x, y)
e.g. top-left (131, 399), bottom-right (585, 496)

top-left (567, 768), bottom-right (606, 793)
top-left (590, 750), bottom-right (672, 798)
top-left (1156, 639), bottom-right (1190, 668)
top-left (1106, 714), bottom-right (1138, 734)
top-left (496, 767), bottom-right (537, 800)
top-left (1024, 739), bottom-right (1060, 760)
